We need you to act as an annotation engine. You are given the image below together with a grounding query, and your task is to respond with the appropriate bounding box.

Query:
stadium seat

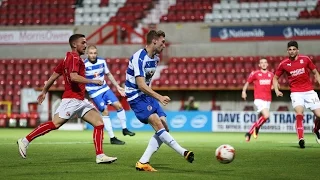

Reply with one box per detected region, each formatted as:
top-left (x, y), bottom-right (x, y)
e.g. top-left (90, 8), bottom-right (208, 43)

top-left (243, 105), bottom-right (254, 111)
top-left (161, 0), bottom-right (217, 23)
top-left (204, 0), bottom-right (319, 23)
top-left (0, 0), bottom-right (75, 25)
top-left (277, 106), bottom-right (289, 111)
top-left (212, 105), bottom-right (221, 110)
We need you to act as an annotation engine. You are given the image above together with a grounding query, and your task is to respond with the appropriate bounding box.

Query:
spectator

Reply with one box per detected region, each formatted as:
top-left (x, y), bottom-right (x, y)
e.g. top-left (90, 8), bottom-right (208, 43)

top-left (183, 96), bottom-right (199, 111)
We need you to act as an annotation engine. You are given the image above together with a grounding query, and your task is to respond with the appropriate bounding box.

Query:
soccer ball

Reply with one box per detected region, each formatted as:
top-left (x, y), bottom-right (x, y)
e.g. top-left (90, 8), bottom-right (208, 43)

top-left (215, 144), bottom-right (235, 164)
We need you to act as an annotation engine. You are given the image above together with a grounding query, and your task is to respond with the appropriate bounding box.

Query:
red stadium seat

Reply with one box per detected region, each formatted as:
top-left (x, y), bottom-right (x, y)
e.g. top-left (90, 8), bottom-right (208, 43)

top-left (212, 105), bottom-right (221, 110)
top-left (277, 106), bottom-right (289, 111)
top-left (244, 105), bottom-right (254, 111)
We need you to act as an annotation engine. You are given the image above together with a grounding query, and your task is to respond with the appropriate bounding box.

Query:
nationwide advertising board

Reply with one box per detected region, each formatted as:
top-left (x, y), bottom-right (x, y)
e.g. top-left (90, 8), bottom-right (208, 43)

top-left (210, 24), bottom-right (320, 41)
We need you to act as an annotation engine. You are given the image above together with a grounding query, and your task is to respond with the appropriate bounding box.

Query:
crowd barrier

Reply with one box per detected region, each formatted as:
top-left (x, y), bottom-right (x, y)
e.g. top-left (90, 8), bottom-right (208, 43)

top-left (86, 111), bottom-right (315, 133)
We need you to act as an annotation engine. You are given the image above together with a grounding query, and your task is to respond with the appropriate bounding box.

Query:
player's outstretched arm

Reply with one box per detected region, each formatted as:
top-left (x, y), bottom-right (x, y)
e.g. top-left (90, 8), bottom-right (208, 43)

top-left (106, 73), bottom-right (125, 96)
top-left (312, 69), bottom-right (320, 86)
top-left (37, 72), bottom-right (61, 105)
top-left (241, 82), bottom-right (249, 100)
top-left (70, 72), bottom-right (103, 85)
top-left (273, 75), bottom-right (283, 97)
top-left (136, 76), bottom-right (170, 106)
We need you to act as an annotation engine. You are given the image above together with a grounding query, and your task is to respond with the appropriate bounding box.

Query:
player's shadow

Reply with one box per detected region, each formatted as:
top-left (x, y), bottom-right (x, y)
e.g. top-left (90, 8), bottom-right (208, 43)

top-left (289, 145), bottom-right (318, 149)
top-left (57, 157), bottom-right (93, 163)
top-left (153, 164), bottom-right (233, 174)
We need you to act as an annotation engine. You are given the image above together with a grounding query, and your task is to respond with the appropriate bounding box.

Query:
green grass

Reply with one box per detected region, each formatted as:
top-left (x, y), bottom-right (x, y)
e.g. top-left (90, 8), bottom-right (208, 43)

top-left (0, 129), bottom-right (318, 180)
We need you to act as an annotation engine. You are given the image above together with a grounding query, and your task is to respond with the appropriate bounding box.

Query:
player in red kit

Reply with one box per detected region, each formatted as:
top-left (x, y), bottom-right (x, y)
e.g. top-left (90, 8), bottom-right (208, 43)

top-left (273, 41), bottom-right (320, 148)
top-left (17, 34), bottom-right (117, 163)
top-left (242, 58), bottom-right (274, 142)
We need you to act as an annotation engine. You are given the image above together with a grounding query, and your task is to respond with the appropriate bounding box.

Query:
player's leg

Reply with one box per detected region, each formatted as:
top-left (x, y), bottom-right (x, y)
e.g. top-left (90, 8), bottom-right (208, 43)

top-left (92, 93), bottom-right (125, 145)
top-left (105, 89), bottom-right (135, 136)
top-left (137, 113), bottom-right (189, 172)
top-left (17, 113), bottom-right (67, 159)
top-left (112, 101), bottom-right (136, 136)
top-left (80, 100), bottom-right (117, 164)
top-left (159, 115), bottom-right (194, 163)
top-left (101, 108), bottom-right (125, 145)
top-left (306, 91), bottom-right (320, 144)
top-left (136, 132), bottom-right (163, 172)
top-left (245, 99), bottom-right (267, 141)
top-left (294, 106), bottom-right (305, 148)
top-left (290, 92), bottom-right (305, 148)
top-left (17, 99), bottom-right (80, 158)
top-left (312, 109), bottom-right (320, 143)
top-left (148, 113), bottom-right (193, 161)
top-left (152, 98), bottom-right (194, 162)
top-left (129, 97), bottom-right (161, 171)
top-left (253, 106), bottom-right (270, 139)
top-left (133, 97), bottom-right (193, 171)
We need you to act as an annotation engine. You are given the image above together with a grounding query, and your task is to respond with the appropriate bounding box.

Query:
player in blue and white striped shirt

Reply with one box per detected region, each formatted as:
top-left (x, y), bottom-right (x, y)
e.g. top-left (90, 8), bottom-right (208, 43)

top-left (125, 30), bottom-right (194, 171)
top-left (85, 45), bottom-right (135, 145)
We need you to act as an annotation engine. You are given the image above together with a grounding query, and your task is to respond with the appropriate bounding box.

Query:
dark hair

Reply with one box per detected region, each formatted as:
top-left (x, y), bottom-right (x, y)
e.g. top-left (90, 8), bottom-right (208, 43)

top-left (69, 34), bottom-right (85, 48)
top-left (287, 41), bottom-right (298, 49)
top-left (146, 30), bottom-right (165, 45)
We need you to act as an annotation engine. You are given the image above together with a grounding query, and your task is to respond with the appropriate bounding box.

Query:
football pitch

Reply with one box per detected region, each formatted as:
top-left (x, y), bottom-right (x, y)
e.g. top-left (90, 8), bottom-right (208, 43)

top-left (0, 129), bottom-right (318, 180)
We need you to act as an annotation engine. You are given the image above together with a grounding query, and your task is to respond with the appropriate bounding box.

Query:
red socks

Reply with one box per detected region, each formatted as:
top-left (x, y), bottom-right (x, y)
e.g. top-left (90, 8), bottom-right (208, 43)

top-left (296, 114), bottom-right (304, 140)
top-left (93, 125), bottom-right (104, 155)
top-left (256, 116), bottom-right (266, 128)
top-left (248, 122), bottom-right (257, 134)
top-left (26, 121), bottom-right (57, 142)
top-left (248, 116), bottom-right (266, 134)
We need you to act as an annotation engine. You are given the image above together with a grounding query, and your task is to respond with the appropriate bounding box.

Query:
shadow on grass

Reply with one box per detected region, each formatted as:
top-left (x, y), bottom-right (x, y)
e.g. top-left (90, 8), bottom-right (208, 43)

top-left (133, 163), bottom-right (234, 174)
top-left (289, 145), bottom-right (318, 149)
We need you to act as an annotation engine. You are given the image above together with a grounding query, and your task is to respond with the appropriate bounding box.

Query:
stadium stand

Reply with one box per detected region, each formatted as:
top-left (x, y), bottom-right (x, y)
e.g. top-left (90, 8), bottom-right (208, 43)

top-left (0, 0), bottom-right (75, 25)
top-left (1, 54), bottom-right (319, 114)
top-left (75, 0), bottom-right (156, 26)
top-left (152, 55), bottom-right (320, 89)
top-left (1, 0), bottom-right (320, 25)
top-left (0, 0), bottom-right (319, 123)
top-left (160, 0), bottom-right (219, 22)
top-left (204, 0), bottom-right (319, 23)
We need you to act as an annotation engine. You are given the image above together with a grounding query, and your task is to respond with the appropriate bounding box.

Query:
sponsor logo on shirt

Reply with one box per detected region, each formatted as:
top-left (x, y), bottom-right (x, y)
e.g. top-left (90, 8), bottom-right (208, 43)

top-left (300, 59), bottom-right (304, 64)
top-left (94, 72), bottom-right (99, 78)
top-left (259, 79), bottom-right (271, 85)
top-left (290, 67), bottom-right (305, 77)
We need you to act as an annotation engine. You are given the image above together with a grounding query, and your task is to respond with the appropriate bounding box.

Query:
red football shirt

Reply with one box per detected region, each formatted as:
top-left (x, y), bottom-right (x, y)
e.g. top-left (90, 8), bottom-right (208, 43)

top-left (275, 55), bottom-right (316, 92)
top-left (54, 51), bottom-right (86, 100)
top-left (247, 70), bottom-right (273, 101)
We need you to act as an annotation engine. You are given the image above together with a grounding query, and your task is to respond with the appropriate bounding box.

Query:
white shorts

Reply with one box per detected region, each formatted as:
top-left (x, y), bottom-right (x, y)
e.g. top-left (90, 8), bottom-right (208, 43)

top-left (254, 99), bottom-right (271, 113)
top-left (54, 98), bottom-right (96, 119)
top-left (290, 90), bottom-right (320, 110)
